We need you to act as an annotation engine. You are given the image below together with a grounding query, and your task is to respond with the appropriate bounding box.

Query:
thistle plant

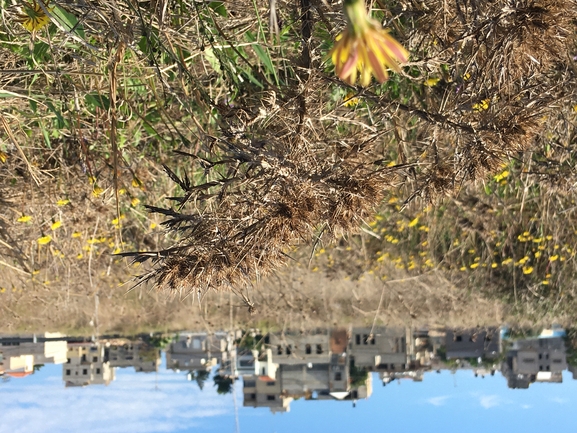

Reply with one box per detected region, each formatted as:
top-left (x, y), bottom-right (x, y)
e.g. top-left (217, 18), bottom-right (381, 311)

top-left (330, 0), bottom-right (408, 86)
top-left (17, 0), bottom-right (52, 32)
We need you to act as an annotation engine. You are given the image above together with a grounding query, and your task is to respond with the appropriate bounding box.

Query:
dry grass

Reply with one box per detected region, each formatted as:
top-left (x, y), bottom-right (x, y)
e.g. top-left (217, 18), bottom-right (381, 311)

top-left (1, 0), bottom-right (577, 325)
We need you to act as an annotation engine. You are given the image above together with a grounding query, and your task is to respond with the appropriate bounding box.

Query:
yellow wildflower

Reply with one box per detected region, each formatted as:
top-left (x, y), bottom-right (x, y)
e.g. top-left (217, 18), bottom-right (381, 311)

top-left (37, 235), bottom-right (52, 245)
top-left (549, 255), bottom-right (559, 262)
top-left (18, 0), bottom-right (52, 32)
top-left (501, 258), bottom-right (513, 265)
top-left (72, 231), bottom-right (82, 238)
top-left (330, 0), bottom-right (408, 86)
top-left (343, 92), bottom-right (360, 107)
top-left (131, 197), bottom-right (140, 206)
top-left (534, 251), bottom-right (542, 258)
top-left (522, 266), bottom-right (534, 275)
top-left (51, 221), bottom-right (62, 230)
top-left (494, 170), bottom-right (509, 182)
top-left (0, 151), bottom-right (8, 163)
top-left (542, 280), bottom-right (549, 285)
top-left (76, 253), bottom-right (83, 260)
top-left (17, 215), bottom-right (32, 223)
top-left (150, 222), bottom-right (157, 230)
top-left (424, 77), bottom-right (440, 87)
top-left (92, 186), bottom-right (104, 197)
top-left (460, 266), bottom-right (467, 271)
top-left (57, 199), bottom-right (70, 206)
top-left (470, 263), bottom-right (479, 269)
top-left (472, 98), bottom-right (490, 112)
top-left (491, 263), bottom-right (498, 268)
top-left (408, 217), bottom-right (419, 228)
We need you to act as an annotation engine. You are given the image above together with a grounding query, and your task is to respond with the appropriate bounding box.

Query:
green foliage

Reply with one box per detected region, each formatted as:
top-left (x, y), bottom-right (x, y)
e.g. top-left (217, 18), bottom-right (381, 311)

top-left (349, 362), bottom-right (368, 387)
top-left (213, 374), bottom-right (234, 394)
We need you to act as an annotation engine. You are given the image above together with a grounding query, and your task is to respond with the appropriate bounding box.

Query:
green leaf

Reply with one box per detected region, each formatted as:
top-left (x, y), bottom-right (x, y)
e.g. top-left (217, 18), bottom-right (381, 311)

top-left (52, 5), bottom-right (85, 39)
top-left (32, 42), bottom-right (51, 63)
top-left (208, 1), bottom-right (227, 17)
top-left (245, 32), bottom-right (278, 85)
top-left (45, 101), bottom-right (66, 129)
top-left (85, 93), bottom-right (110, 110)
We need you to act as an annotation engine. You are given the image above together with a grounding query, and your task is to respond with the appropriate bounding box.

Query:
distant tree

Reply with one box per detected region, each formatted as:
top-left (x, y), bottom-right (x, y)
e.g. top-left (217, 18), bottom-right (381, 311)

top-left (191, 369), bottom-right (210, 390)
top-left (213, 374), bottom-right (233, 394)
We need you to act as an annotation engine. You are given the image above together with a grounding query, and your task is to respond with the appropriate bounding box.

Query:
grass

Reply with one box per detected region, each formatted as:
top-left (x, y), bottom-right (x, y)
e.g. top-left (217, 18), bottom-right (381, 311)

top-left (1, 0), bottom-right (577, 329)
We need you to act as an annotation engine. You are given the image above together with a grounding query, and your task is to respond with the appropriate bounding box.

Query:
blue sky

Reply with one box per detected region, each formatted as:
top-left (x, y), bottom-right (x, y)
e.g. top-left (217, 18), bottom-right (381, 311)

top-left (1, 356), bottom-right (575, 433)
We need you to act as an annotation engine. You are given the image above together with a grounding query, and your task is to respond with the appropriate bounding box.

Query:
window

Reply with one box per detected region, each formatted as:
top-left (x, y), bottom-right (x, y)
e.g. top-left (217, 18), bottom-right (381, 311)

top-left (277, 345), bottom-right (282, 355)
top-left (66, 369), bottom-right (71, 376)
top-left (370, 336), bottom-right (375, 345)
top-left (81, 354), bottom-right (87, 362)
top-left (267, 395), bottom-right (275, 401)
top-left (355, 334), bottom-right (361, 345)
top-left (455, 335), bottom-right (462, 342)
top-left (93, 356), bottom-right (98, 362)
top-left (363, 334), bottom-right (369, 345)
top-left (316, 344), bottom-right (323, 354)
top-left (539, 354), bottom-right (542, 360)
top-left (67, 358), bottom-right (71, 364)
top-left (82, 369), bottom-right (88, 375)
top-left (286, 345), bottom-right (292, 355)
top-left (96, 368), bottom-right (101, 374)
top-left (244, 380), bottom-right (256, 388)
top-left (523, 358), bottom-right (535, 363)
top-left (335, 372), bottom-right (342, 381)
top-left (305, 344), bottom-right (311, 354)
top-left (266, 381), bottom-right (276, 386)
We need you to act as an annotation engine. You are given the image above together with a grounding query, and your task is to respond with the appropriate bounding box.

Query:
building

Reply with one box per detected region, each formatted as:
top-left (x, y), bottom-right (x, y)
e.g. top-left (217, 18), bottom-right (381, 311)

top-left (501, 336), bottom-right (567, 388)
top-left (445, 328), bottom-right (500, 360)
top-left (166, 332), bottom-right (231, 371)
top-left (267, 329), bottom-right (331, 366)
top-left (108, 341), bottom-right (161, 373)
top-left (63, 342), bottom-right (115, 387)
top-left (243, 374), bottom-right (291, 412)
top-left (349, 327), bottom-right (408, 371)
top-left (0, 333), bottom-right (68, 378)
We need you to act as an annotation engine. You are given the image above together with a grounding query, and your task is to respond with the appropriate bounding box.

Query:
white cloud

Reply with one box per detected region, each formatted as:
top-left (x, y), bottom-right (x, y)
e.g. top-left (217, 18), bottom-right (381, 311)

top-left (479, 395), bottom-right (501, 409)
top-left (550, 397), bottom-right (568, 404)
top-left (0, 369), bottom-right (233, 433)
top-left (426, 396), bottom-right (451, 406)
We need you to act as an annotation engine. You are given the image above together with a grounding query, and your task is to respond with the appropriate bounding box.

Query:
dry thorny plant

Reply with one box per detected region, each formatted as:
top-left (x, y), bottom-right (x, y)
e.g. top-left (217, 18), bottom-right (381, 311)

top-left (120, 1), bottom-right (577, 303)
